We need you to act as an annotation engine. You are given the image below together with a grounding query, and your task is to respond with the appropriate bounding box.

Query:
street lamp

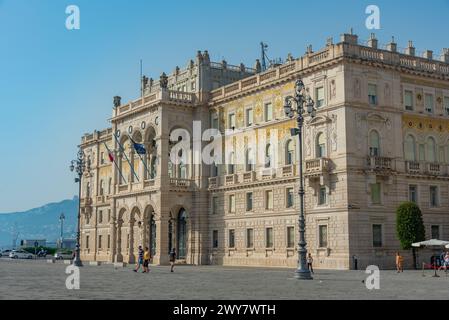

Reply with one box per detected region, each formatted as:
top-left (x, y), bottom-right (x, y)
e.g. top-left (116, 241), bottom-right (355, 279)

top-left (284, 79), bottom-right (316, 280)
top-left (59, 212), bottom-right (65, 249)
top-left (70, 148), bottom-right (91, 267)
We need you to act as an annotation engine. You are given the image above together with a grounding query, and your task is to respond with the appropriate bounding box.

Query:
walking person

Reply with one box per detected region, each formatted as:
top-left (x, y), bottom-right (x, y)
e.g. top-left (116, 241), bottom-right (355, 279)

top-left (396, 252), bottom-right (404, 273)
top-left (143, 247), bottom-right (151, 273)
top-left (133, 245), bottom-right (144, 273)
top-left (307, 253), bottom-right (314, 274)
top-left (169, 248), bottom-right (176, 273)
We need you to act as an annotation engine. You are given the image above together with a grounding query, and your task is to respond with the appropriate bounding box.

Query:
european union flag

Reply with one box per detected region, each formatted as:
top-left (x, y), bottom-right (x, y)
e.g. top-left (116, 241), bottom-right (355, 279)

top-left (133, 142), bottom-right (146, 155)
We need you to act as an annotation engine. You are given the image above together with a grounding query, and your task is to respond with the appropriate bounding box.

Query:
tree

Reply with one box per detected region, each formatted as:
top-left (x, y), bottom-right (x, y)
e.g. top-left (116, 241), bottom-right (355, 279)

top-left (396, 202), bottom-right (426, 269)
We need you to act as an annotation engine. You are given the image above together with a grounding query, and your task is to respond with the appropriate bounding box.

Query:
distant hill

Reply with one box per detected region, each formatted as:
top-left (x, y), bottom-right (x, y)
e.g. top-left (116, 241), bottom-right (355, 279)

top-left (0, 197), bottom-right (78, 249)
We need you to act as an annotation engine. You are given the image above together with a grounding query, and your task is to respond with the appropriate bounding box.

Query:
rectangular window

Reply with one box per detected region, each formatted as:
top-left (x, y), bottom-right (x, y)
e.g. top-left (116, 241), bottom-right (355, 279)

top-left (430, 186), bottom-right (438, 207)
top-left (265, 103), bottom-right (273, 122)
top-left (266, 228), bottom-right (274, 248)
top-left (100, 152), bottom-right (105, 165)
top-left (246, 192), bottom-right (253, 211)
top-left (211, 116), bottom-right (219, 129)
top-left (425, 94), bottom-right (434, 113)
top-left (246, 108), bottom-right (253, 126)
top-left (431, 225), bottom-right (440, 239)
top-left (318, 186), bottom-right (327, 205)
top-left (86, 235), bottom-right (90, 249)
top-left (107, 235), bottom-right (111, 249)
top-left (405, 90), bottom-right (414, 111)
top-left (98, 210), bottom-right (103, 224)
top-left (228, 113), bottom-right (235, 129)
top-left (371, 183), bottom-right (381, 205)
top-left (286, 188), bottom-right (294, 208)
top-left (287, 226), bottom-right (295, 248)
top-left (316, 87), bottom-right (325, 108)
top-left (191, 81), bottom-right (196, 91)
top-left (108, 209), bottom-right (111, 222)
top-left (409, 185), bottom-right (418, 203)
top-left (229, 195), bottom-right (235, 213)
top-left (319, 225), bottom-right (328, 248)
top-left (372, 224), bottom-right (383, 247)
top-left (444, 97), bottom-right (449, 116)
top-left (368, 84), bottom-right (377, 105)
top-left (228, 229), bottom-right (235, 248)
top-left (212, 230), bottom-right (218, 248)
top-left (212, 196), bottom-right (218, 214)
top-left (98, 235), bottom-right (102, 249)
top-left (246, 229), bottom-right (254, 248)
top-left (265, 190), bottom-right (273, 210)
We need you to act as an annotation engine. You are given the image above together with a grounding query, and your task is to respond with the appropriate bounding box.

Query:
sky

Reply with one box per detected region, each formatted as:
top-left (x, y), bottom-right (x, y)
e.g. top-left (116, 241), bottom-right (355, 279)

top-left (0, 0), bottom-right (448, 213)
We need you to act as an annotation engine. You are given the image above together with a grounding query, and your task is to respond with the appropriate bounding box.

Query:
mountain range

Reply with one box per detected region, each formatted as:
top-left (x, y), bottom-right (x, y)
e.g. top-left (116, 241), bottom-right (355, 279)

top-left (0, 197), bottom-right (78, 249)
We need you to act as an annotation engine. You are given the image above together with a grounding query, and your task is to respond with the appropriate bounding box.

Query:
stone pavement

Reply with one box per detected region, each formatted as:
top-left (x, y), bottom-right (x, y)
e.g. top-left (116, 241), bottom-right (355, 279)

top-left (0, 258), bottom-right (448, 300)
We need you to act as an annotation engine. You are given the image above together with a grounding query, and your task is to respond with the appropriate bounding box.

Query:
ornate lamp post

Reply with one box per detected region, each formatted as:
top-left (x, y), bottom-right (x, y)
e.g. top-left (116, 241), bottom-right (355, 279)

top-left (59, 212), bottom-right (65, 249)
top-left (70, 148), bottom-right (91, 267)
top-left (284, 79), bottom-right (316, 280)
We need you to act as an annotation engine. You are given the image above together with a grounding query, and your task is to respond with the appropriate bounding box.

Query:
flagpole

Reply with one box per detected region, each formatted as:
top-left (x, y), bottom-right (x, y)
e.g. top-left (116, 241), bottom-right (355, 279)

top-left (103, 142), bottom-right (127, 184)
top-left (113, 133), bottom-right (140, 182)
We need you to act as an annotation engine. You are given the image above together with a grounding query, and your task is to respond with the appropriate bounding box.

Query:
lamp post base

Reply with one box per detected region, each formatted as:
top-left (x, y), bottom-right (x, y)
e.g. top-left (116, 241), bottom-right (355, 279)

top-left (295, 268), bottom-right (313, 280)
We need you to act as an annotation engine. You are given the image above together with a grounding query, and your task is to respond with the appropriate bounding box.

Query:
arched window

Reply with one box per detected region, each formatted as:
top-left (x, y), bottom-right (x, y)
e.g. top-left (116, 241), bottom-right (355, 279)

top-left (427, 137), bottom-right (436, 163)
top-left (286, 140), bottom-right (295, 165)
top-left (245, 148), bottom-right (254, 172)
top-left (369, 131), bottom-right (380, 157)
top-left (86, 182), bottom-right (90, 198)
top-left (150, 157), bottom-right (157, 179)
top-left (228, 152), bottom-right (235, 174)
top-left (316, 133), bottom-right (326, 158)
top-left (99, 180), bottom-right (104, 196)
top-left (404, 135), bottom-right (416, 161)
top-left (177, 209), bottom-right (187, 259)
top-left (179, 161), bottom-right (187, 179)
top-left (265, 144), bottom-right (272, 168)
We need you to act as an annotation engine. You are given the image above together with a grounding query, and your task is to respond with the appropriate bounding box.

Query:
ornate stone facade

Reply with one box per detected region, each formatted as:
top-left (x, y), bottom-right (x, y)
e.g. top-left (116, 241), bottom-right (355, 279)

top-left (79, 34), bottom-right (449, 270)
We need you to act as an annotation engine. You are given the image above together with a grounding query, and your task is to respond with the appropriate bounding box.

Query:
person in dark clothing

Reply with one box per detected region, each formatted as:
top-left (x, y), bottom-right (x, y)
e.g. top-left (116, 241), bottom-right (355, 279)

top-left (169, 248), bottom-right (176, 273)
top-left (133, 246), bottom-right (144, 272)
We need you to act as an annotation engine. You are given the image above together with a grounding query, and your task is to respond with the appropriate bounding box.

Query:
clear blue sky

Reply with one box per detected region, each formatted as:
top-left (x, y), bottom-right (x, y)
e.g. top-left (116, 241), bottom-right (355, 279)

top-left (0, 0), bottom-right (448, 212)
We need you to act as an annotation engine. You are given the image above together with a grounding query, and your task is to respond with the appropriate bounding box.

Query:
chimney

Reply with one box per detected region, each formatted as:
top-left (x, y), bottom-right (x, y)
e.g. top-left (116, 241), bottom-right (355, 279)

top-left (405, 41), bottom-right (415, 56)
top-left (387, 36), bottom-right (397, 53)
top-left (326, 37), bottom-right (333, 46)
top-left (306, 45), bottom-right (313, 54)
top-left (367, 33), bottom-right (378, 49)
top-left (254, 59), bottom-right (262, 73)
top-left (441, 48), bottom-right (449, 63)
top-left (340, 30), bottom-right (358, 45)
top-left (423, 50), bottom-right (433, 60)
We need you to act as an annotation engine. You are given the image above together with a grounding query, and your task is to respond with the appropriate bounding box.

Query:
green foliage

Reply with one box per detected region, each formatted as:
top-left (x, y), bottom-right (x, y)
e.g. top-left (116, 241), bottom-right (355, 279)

top-left (396, 202), bottom-right (426, 250)
top-left (22, 247), bottom-right (57, 255)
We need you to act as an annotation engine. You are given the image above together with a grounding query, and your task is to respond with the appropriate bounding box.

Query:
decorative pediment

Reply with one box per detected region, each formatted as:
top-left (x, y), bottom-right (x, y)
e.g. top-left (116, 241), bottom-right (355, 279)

top-left (307, 115), bottom-right (332, 126)
top-left (366, 112), bottom-right (388, 124)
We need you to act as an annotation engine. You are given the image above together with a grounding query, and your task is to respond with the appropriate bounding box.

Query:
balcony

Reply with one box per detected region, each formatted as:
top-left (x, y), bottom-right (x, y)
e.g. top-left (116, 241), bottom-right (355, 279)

top-left (281, 165), bottom-right (296, 177)
top-left (225, 174), bottom-right (238, 186)
top-left (81, 197), bottom-right (92, 206)
top-left (243, 171), bottom-right (256, 183)
top-left (144, 179), bottom-right (155, 188)
top-left (261, 168), bottom-right (276, 180)
top-left (208, 177), bottom-right (218, 188)
top-left (366, 156), bottom-right (393, 172)
top-left (406, 161), bottom-right (421, 174)
top-left (304, 158), bottom-right (330, 178)
top-left (427, 163), bottom-right (442, 176)
top-left (170, 178), bottom-right (193, 188)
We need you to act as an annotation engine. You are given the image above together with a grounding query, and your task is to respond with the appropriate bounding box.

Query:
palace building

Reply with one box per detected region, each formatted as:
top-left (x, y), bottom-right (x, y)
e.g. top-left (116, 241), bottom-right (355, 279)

top-left (79, 32), bottom-right (449, 269)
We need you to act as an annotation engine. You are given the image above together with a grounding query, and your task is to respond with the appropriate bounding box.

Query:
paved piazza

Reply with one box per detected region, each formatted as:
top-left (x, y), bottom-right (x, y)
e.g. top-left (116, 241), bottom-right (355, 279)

top-left (0, 258), bottom-right (448, 300)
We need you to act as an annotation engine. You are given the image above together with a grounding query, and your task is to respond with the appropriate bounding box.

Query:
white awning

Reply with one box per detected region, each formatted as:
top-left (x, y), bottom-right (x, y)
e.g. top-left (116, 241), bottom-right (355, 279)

top-left (412, 239), bottom-right (449, 248)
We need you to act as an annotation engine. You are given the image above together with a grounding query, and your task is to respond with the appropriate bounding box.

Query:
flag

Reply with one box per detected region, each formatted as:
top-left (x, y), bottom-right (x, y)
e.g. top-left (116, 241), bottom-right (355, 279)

top-left (108, 152), bottom-right (115, 163)
top-left (130, 137), bottom-right (146, 155)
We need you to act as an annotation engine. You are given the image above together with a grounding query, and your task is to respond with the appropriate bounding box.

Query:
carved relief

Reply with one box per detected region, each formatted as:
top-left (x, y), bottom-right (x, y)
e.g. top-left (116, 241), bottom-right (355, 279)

top-left (384, 83), bottom-right (391, 103)
top-left (330, 114), bottom-right (338, 151)
top-left (329, 79), bottom-right (336, 100)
